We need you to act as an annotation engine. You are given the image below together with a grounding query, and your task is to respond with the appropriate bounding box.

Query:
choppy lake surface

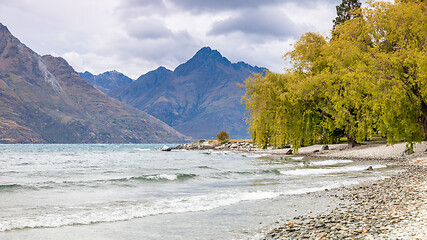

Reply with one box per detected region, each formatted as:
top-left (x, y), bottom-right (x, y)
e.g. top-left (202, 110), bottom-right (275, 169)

top-left (0, 144), bottom-right (400, 239)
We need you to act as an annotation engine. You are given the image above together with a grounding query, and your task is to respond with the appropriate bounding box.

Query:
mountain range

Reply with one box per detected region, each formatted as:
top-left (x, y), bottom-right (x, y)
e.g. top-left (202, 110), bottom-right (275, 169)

top-left (82, 47), bottom-right (266, 139)
top-left (79, 70), bottom-right (133, 94)
top-left (0, 23), bottom-right (186, 143)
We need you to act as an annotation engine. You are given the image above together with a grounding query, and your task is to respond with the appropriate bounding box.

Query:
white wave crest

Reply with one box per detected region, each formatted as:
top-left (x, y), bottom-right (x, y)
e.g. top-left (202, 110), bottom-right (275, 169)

top-left (133, 148), bottom-right (151, 151)
top-left (280, 165), bottom-right (387, 176)
top-left (0, 191), bottom-right (281, 232)
top-left (299, 160), bottom-right (353, 166)
top-left (144, 174), bottom-right (178, 181)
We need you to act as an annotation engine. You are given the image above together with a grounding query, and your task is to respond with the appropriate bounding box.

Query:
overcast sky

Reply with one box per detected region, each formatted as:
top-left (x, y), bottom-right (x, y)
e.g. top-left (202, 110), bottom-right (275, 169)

top-left (1, 0), bottom-right (345, 79)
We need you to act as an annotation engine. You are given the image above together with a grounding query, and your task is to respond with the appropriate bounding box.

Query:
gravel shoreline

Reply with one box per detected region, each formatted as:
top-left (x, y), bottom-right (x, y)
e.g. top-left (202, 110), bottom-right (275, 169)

top-left (248, 142), bottom-right (427, 161)
top-left (261, 144), bottom-right (427, 239)
top-left (174, 141), bottom-right (427, 239)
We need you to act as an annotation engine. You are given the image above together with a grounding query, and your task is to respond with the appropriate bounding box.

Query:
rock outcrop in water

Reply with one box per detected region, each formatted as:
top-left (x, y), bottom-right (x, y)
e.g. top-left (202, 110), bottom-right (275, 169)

top-left (173, 140), bottom-right (253, 151)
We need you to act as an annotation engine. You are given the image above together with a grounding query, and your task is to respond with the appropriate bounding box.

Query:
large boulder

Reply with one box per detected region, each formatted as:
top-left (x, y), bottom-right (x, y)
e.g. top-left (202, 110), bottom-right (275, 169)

top-left (161, 145), bottom-right (172, 151)
top-left (321, 145), bottom-right (329, 151)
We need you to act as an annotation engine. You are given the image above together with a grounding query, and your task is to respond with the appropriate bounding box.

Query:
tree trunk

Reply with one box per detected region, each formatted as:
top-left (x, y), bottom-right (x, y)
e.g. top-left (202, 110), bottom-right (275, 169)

top-left (421, 115), bottom-right (427, 141)
top-left (347, 133), bottom-right (357, 147)
top-left (420, 101), bottom-right (427, 141)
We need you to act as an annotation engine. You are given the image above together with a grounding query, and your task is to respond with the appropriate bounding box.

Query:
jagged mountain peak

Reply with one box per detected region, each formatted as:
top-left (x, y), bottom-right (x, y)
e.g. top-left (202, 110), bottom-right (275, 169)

top-left (109, 46), bottom-right (267, 139)
top-left (138, 66), bottom-right (173, 79)
top-left (0, 27), bottom-right (64, 92)
top-left (155, 66), bottom-right (171, 71)
top-left (78, 45), bottom-right (268, 139)
top-left (0, 23), bottom-right (10, 34)
top-left (78, 69), bottom-right (133, 94)
top-left (174, 46), bottom-right (231, 76)
top-left (194, 46), bottom-right (223, 59)
top-left (0, 23), bottom-right (32, 55)
top-left (0, 23), bottom-right (186, 143)
top-left (42, 55), bottom-right (76, 73)
top-left (102, 70), bottom-right (128, 77)
top-left (131, 66), bottom-right (174, 89)
top-left (232, 61), bottom-right (265, 73)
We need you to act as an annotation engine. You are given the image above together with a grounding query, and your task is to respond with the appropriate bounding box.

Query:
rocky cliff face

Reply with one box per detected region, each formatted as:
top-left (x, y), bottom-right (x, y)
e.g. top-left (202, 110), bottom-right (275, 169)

top-left (79, 70), bottom-right (133, 94)
top-left (110, 47), bottom-right (266, 139)
top-left (0, 23), bottom-right (187, 143)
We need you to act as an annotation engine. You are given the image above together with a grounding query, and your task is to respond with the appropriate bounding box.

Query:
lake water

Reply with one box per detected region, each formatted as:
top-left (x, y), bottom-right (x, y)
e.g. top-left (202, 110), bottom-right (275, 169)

top-left (0, 144), bottom-right (399, 239)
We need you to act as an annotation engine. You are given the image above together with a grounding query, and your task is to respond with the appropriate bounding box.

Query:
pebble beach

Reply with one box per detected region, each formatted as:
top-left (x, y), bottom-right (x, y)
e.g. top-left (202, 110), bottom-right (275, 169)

top-left (178, 140), bottom-right (427, 239)
top-left (261, 142), bottom-right (427, 239)
top-left (170, 140), bottom-right (427, 239)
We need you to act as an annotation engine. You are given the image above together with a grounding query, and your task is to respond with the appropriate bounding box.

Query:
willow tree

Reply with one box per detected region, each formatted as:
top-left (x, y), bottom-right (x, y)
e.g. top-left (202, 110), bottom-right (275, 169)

top-left (286, 29), bottom-right (377, 147)
top-left (327, 0), bottom-right (427, 151)
top-left (241, 72), bottom-right (323, 150)
top-left (242, 0), bottom-right (426, 151)
top-left (242, 31), bottom-right (377, 149)
top-left (363, 0), bottom-right (427, 152)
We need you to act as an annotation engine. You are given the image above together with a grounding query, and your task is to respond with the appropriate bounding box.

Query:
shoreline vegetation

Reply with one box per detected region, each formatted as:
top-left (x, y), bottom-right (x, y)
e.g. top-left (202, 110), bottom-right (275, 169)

top-left (173, 140), bottom-right (427, 239)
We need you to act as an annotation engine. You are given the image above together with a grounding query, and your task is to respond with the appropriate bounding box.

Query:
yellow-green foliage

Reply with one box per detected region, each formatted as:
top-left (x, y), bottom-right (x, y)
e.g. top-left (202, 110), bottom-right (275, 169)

top-left (241, 72), bottom-right (320, 150)
top-left (216, 130), bottom-right (230, 144)
top-left (242, 1), bottom-right (426, 151)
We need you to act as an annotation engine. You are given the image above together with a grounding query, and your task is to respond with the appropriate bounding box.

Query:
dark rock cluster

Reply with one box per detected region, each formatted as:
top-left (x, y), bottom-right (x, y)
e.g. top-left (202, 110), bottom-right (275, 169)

top-left (173, 140), bottom-right (253, 151)
top-left (215, 141), bottom-right (253, 150)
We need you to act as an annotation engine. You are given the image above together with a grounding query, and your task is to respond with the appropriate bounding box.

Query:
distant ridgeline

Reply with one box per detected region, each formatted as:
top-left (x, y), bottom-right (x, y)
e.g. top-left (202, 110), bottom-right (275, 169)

top-left (79, 70), bottom-right (133, 94)
top-left (0, 23), bottom-right (187, 143)
top-left (80, 47), bottom-right (266, 140)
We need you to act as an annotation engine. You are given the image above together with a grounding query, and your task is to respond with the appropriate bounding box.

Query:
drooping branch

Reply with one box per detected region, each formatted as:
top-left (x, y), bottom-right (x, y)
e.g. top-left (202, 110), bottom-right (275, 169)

top-left (317, 108), bottom-right (333, 119)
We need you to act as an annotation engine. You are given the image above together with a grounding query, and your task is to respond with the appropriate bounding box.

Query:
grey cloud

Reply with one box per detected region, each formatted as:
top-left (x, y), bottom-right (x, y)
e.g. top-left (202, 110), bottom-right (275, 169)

top-left (122, 0), bottom-right (165, 7)
top-left (125, 19), bottom-right (173, 39)
top-left (117, 0), bottom-right (340, 16)
top-left (138, 31), bottom-right (197, 61)
top-left (116, 0), bottom-right (169, 18)
top-left (167, 0), bottom-right (282, 12)
top-left (118, 0), bottom-right (166, 10)
top-left (167, 0), bottom-right (339, 13)
top-left (0, 0), bottom-right (342, 78)
top-left (111, 28), bottom-right (199, 66)
top-left (208, 8), bottom-right (302, 40)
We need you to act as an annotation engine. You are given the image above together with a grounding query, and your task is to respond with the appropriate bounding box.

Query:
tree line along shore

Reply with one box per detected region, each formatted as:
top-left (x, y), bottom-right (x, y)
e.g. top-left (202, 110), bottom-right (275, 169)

top-left (240, 0), bottom-right (426, 154)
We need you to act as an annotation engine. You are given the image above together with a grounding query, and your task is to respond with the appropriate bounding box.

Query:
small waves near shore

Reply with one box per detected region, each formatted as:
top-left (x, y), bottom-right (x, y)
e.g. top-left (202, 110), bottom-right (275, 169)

top-left (0, 144), bottom-right (402, 239)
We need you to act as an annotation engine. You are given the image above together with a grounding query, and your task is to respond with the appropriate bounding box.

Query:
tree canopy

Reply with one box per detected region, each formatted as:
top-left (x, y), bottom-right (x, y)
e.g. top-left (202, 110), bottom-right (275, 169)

top-left (333, 0), bottom-right (361, 27)
top-left (241, 0), bottom-right (426, 152)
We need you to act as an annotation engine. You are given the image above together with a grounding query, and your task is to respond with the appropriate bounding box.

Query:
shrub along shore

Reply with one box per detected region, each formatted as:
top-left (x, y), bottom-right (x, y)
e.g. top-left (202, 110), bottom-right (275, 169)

top-left (173, 141), bottom-right (427, 239)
